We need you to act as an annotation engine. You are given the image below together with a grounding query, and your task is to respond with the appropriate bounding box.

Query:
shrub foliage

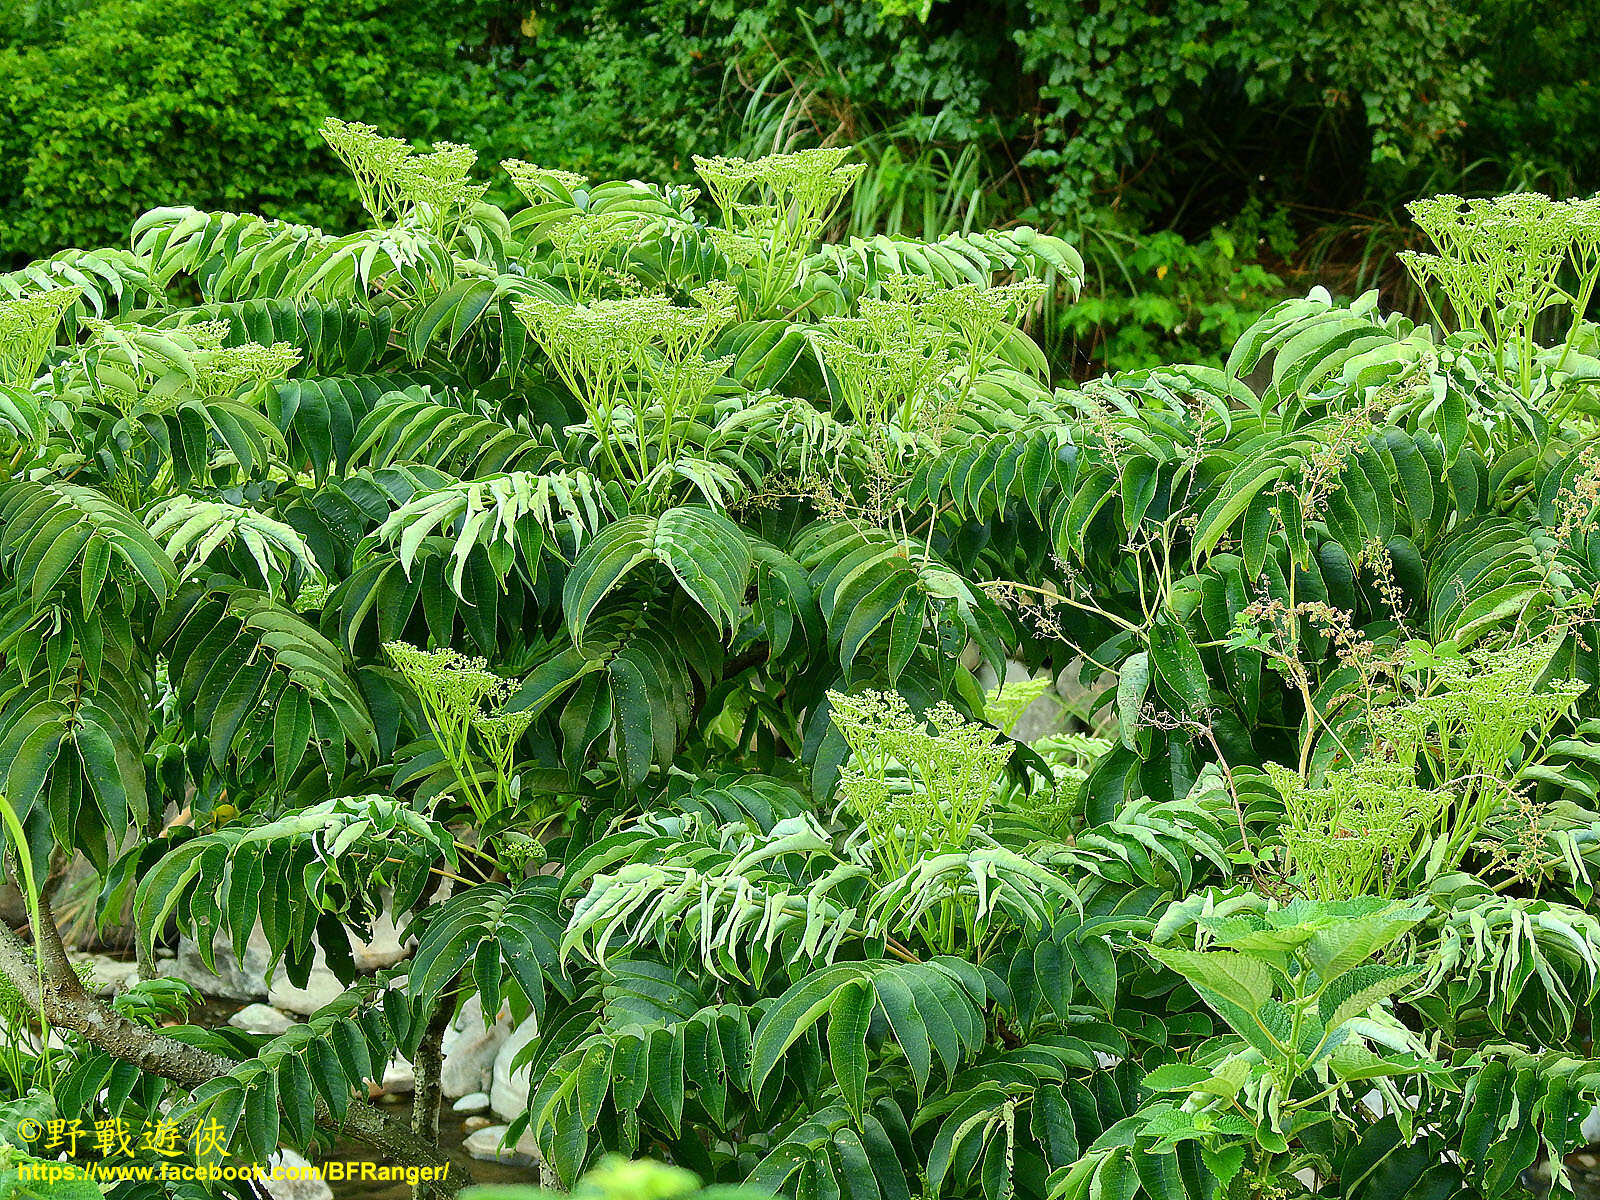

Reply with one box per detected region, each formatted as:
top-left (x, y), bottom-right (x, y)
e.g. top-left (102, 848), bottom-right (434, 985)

top-left (0, 122), bottom-right (1598, 1200)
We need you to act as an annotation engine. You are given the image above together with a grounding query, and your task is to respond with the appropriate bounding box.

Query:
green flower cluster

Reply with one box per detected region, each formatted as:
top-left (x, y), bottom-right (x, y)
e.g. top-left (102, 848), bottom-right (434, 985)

top-left (319, 118), bottom-right (487, 237)
top-left (1390, 638), bottom-right (1587, 874)
top-left (693, 148), bottom-right (864, 316)
top-left (1268, 759), bottom-right (1445, 901)
top-left (513, 290), bottom-right (736, 494)
top-left (190, 341), bottom-right (303, 400)
top-left (544, 211), bottom-right (652, 300)
top-left (82, 319), bottom-right (299, 416)
top-left (384, 641), bottom-right (545, 836)
top-left (1400, 191), bottom-right (1600, 386)
top-left (815, 289), bottom-right (960, 438)
top-left (693, 147), bottom-right (862, 232)
top-left (815, 274), bottom-right (1045, 454)
top-left (500, 160), bottom-right (590, 203)
top-left (1277, 638), bottom-right (1588, 897)
top-left (0, 287), bottom-right (78, 387)
top-left (829, 688), bottom-right (1012, 877)
top-left (384, 642), bottom-right (513, 719)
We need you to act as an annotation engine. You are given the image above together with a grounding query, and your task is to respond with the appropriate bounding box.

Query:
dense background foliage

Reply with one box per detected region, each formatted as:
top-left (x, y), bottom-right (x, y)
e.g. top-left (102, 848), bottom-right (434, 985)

top-left (2, 0), bottom-right (1597, 375)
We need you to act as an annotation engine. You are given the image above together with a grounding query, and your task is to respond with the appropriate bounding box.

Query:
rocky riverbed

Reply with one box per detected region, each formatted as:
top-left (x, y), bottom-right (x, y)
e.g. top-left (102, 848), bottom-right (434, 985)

top-left (72, 918), bottom-right (555, 1200)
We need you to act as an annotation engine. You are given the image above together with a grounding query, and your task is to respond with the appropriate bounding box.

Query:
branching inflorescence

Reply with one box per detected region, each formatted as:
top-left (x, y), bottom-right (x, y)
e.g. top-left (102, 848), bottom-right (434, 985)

top-left (320, 117), bottom-right (487, 238)
top-left (694, 148), bottom-right (864, 316)
top-left (830, 689), bottom-right (1012, 872)
top-left (384, 642), bottom-right (541, 836)
top-left (0, 288), bottom-right (78, 387)
top-left (513, 288), bottom-right (735, 498)
top-left (1400, 191), bottom-right (1600, 388)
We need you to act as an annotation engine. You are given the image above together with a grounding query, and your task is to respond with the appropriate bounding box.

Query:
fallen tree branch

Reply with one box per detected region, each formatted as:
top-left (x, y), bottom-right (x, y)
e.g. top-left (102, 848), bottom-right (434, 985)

top-left (0, 892), bottom-right (469, 1192)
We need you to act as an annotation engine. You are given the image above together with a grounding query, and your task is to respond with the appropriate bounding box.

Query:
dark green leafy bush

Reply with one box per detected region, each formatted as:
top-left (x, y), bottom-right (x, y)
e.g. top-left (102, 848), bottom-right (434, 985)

top-left (0, 0), bottom-right (728, 261)
top-left (0, 118), bottom-right (1598, 1200)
